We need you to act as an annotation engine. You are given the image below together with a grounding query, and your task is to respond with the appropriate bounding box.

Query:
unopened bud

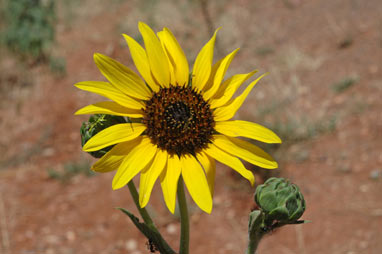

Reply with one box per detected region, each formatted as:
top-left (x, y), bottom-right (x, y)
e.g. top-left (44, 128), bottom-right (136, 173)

top-left (255, 177), bottom-right (305, 224)
top-left (80, 114), bottom-right (126, 158)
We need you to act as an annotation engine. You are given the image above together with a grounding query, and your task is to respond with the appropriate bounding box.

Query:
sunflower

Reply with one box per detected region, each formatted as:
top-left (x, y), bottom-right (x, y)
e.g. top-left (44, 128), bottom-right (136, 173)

top-left (75, 22), bottom-right (281, 214)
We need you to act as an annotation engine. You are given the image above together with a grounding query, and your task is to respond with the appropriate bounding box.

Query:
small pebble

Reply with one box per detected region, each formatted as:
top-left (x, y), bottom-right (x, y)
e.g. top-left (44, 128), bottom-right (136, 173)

top-left (166, 223), bottom-right (177, 235)
top-left (125, 239), bottom-right (138, 251)
top-left (371, 209), bottom-right (382, 217)
top-left (359, 240), bottom-right (369, 249)
top-left (359, 184), bottom-right (369, 193)
top-left (338, 165), bottom-right (352, 173)
top-left (42, 147), bottom-right (55, 157)
top-left (66, 231), bottom-right (76, 242)
top-left (45, 235), bottom-right (60, 245)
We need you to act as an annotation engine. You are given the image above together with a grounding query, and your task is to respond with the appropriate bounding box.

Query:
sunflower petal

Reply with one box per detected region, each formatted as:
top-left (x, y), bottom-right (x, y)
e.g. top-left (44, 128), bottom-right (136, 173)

top-left (139, 149), bottom-right (168, 208)
top-left (83, 123), bottom-right (146, 152)
top-left (123, 34), bottom-right (160, 92)
top-left (157, 31), bottom-right (176, 85)
top-left (92, 137), bottom-right (142, 173)
top-left (210, 70), bottom-right (258, 108)
top-left (215, 120), bottom-right (281, 144)
top-left (138, 22), bottom-right (170, 87)
top-left (75, 101), bottom-right (143, 118)
top-left (160, 155), bottom-right (181, 213)
top-left (112, 137), bottom-right (157, 190)
top-left (181, 155), bottom-right (212, 213)
top-left (213, 73), bottom-right (268, 121)
top-left (213, 135), bottom-right (278, 169)
top-left (192, 28), bottom-right (220, 91)
top-left (202, 55), bottom-right (224, 92)
top-left (204, 143), bottom-right (255, 186)
top-left (75, 81), bottom-right (144, 110)
top-left (203, 48), bottom-right (239, 100)
top-left (93, 53), bottom-right (151, 99)
top-left (196, 152), bottom-right (216, 197)
top-left (158, 28), bottom-right (189, 86)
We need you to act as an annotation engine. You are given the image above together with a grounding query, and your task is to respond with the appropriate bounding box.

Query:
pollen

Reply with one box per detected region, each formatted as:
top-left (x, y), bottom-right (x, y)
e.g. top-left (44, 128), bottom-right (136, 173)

top-left (143, 85), bottom-right (215, 156)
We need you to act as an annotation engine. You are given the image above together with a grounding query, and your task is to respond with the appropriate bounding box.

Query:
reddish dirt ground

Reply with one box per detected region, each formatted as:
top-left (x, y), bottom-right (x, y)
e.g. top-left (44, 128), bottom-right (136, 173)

top-left (1, 0), bottom-right (381, 253)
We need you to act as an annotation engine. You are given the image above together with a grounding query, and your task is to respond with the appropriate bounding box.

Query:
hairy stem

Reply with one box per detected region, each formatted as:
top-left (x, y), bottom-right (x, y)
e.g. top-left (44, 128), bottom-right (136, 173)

top-left (127, 181), bottom-right (155, 229)
top-left (246, 231), bottom-right (265, 254)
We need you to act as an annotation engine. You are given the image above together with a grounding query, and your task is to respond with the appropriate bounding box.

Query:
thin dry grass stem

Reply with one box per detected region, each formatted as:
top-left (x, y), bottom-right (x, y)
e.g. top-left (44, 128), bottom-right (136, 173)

top-left (198, 0), bottom-right (222, 55)
top-left (198, 0), bottom-right (214, 35)
top-left (295, 225), bottom-right (306, 254)
top-left (0, 191), bottom-right (10, 254)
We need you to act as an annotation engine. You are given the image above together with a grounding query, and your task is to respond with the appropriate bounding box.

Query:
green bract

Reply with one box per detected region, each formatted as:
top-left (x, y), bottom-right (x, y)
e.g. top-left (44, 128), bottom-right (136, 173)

top-left (255, 177), bottom-right (305, 223)
top-left (80, 114), bottom-right (126, 158)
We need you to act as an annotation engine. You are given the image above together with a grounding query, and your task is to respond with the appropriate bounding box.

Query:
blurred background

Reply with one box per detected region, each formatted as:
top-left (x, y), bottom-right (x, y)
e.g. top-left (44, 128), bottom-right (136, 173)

top-left (0, 0), bottom-right (381, 253)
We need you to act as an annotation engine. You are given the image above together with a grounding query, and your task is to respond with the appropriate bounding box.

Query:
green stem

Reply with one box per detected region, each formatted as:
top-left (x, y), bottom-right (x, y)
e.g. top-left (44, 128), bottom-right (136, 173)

top-left (127, 181), bottom-right (155, 229)
top-left (246, 231), bottom-right (264, 254)
top-left (177, 176), bottom-right (189, 254)
top-left (246, 210), bottom-right (266, 254)
top-left (124, 181), bottom-right (176, 254)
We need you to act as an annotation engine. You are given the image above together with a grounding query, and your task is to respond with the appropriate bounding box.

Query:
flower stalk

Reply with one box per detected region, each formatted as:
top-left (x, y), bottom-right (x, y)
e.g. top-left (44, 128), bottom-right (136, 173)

top-left (127, 181), bottom-right (155, 229)
top-left (177, 176), bottom-right (190, 254)
top-left (246, 210), bottom-right (266, 254)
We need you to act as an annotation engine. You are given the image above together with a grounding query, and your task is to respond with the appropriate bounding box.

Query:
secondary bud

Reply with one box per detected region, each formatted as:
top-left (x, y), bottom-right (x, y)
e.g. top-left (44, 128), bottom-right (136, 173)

top-left (80, 114), bottom-right (126, 158)
top-left (255, 177), bottom-right (305, 224)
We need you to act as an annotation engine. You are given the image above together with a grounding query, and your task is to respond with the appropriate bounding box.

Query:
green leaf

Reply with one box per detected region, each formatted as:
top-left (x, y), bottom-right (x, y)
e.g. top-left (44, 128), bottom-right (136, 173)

top-left (117, 208), bottom-right (176, 254)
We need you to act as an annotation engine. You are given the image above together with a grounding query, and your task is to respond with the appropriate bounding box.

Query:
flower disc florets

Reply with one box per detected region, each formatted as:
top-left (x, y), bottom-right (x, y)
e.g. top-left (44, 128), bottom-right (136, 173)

top-left (143, 85), bottom-right (215, 157)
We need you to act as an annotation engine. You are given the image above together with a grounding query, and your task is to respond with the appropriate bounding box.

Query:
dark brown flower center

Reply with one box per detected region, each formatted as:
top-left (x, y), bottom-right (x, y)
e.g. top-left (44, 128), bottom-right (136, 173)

top-left (143, 85), bottom-right (215, 156)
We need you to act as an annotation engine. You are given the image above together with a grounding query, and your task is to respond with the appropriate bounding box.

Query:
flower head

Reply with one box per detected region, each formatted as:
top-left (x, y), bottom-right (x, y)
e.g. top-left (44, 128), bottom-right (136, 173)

top-left (75, 22), bottom-right (281, 213)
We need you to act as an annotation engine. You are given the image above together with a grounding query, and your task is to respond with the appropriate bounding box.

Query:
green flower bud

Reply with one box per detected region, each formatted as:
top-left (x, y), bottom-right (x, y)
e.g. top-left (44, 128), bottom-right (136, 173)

top-left (255, 177), bottom-right (306, 224)
top-left (80, 114), bottom-right (126, 158)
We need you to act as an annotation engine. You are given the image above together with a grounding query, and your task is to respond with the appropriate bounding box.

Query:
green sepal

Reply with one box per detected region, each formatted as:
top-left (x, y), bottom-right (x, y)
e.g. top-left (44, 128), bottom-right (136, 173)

top-left (80, 114), bottom-right (126, 158)
top-left (248, 210), bottom-right (264, 234)
top-left (116, 207), bottom-right (176, 254)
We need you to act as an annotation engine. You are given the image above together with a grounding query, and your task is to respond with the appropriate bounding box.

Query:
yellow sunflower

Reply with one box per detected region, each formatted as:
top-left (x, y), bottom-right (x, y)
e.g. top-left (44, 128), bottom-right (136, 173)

top-left (75, 22), bottom-right (281, 214)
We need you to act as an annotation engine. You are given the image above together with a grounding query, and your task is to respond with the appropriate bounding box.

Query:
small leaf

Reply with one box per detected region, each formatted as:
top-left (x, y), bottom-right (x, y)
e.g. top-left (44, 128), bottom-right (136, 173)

top-left (291, 220), bottom-right (311, 224)
top-left (117, 208), bottom-right (176, 254)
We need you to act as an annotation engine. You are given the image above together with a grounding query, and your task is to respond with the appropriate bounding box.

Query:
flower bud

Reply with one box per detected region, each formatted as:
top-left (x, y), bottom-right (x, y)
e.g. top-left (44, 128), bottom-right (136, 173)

top-left (255, 177), bottom-right (305, 224)
top-left (80, 114), bottom-right (126, 158)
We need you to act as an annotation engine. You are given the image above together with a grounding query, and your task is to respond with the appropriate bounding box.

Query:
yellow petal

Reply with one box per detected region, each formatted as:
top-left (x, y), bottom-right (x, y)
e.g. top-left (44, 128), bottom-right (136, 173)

top-left (93, 53), bottom-right (151, 100)
top-left (83, 123), bottom-right (146, 152)
top-left (202, 56), bottom-right (224, 92)
top-left (75, 81), bottom-right (144, 110)
top-left (196, 152), bottom-right (216, 197)
top-left (112, 137), bottom-right (157, 190)
top-left (181, 155), bottom-right (212, 213)
top-left (139, 149), bottom-right (168, 208)
top-left (210, 70), bottom-right (258, 109)
top-left (213, 73), bottom-right (268, 121)
top-left (215, 120), bottom-right (281, 144)
top-left (192, 28), bottom-right (220, 91)
top-left (158, 28), bottom-right (189, 86)
top-left (203, 48), bottom-right (239, 100)
top-left (92, 137), bottom-right (143, 173)
top-left (75, 101), bottom-right (143, 118)
top-left (157, 31), bottom-right (176, 85)
top-left (204, 143), bottom-right (255, 186)
top-left (138, 22), bottom-right (170, 87)
top-left (160, 155), bottom-right (181, 213)
top-left (123, 34), bottom-right (160, 92)
top-left (213, 135), bottom-right (278, 169)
